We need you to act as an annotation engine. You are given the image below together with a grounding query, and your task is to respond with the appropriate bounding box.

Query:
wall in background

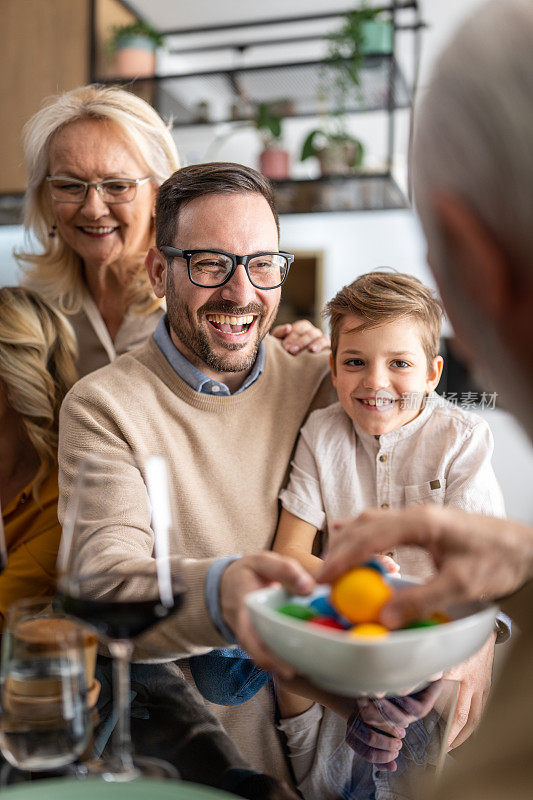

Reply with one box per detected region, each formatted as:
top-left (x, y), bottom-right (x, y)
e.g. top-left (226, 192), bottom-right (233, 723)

top-left (0, 0), bottom-right (90, 194)
top-left (280, 207), bottom-right (435, 312)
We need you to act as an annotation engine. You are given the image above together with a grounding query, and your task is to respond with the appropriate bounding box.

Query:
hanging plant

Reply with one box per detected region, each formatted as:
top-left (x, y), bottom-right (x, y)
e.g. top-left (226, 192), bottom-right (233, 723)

top-left (106, 21), bottom-right (164, 55)
top-left (324, 4), bottom-right (392, 113)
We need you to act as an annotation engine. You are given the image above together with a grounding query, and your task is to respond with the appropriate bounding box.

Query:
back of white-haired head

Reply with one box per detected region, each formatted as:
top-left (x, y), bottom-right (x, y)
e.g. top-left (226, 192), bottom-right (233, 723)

top-left (413, 0), bottom-right (533, 272)
top-left (412, 0), bottom-right (533, 437)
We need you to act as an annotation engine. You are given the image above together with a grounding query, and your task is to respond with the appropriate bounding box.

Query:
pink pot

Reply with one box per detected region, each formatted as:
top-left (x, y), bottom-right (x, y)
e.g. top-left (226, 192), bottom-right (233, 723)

top-left (259, 148), bottom-right (290, 180)
top-left (114, 47), bottom-right (156, 78)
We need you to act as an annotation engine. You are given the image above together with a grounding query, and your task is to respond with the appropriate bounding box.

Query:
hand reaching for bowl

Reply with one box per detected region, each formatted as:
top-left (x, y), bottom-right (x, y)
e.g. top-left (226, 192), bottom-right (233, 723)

top-left (319, 506), bottom-right (533, 628)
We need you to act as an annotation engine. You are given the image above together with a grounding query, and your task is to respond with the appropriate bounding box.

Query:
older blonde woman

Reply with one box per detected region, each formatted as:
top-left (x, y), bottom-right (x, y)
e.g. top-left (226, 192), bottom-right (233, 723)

top-left (17, 85), bottom-right (327, 378)
top-left (17, 85), bottom-right (176, 378)
top-left (0, 287), bottom-right (77, 627)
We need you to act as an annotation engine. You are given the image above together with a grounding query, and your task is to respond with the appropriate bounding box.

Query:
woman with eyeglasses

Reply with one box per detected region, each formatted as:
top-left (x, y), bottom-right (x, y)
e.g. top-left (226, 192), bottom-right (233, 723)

top-left (16, 85), bottom-right (177, 378)
top-left (0, 287), bottom-right (77, 628)
top-left (17, 85), bottom-right (327, 378)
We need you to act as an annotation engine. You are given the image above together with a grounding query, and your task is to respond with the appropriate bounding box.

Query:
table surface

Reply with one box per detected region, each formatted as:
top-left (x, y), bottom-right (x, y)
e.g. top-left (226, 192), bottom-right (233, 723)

top-left (1, 778), bottom-right (240, 799)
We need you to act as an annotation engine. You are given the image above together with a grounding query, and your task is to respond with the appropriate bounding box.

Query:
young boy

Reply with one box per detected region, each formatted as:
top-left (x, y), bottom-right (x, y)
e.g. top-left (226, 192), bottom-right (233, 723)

top-left (276, 271), bottom-right (504, 576)
top-left (273, 271), bottom-right (507, 799)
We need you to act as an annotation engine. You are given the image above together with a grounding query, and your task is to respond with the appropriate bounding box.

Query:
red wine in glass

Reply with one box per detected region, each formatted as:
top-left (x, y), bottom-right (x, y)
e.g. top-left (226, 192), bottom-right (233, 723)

top-left (57, 583), bottom-right (186, 640)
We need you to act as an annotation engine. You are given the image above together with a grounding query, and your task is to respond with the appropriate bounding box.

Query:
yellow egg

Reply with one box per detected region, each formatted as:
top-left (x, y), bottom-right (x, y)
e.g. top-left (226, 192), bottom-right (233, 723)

top-left (331, 567), bottom-right (392, 623)
top-left (348, 623), bottom-right (390, 638)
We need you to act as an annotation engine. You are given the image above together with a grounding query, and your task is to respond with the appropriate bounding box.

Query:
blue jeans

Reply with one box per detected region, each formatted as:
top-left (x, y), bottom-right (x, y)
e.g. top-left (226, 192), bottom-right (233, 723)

top-left (189, 647), bottom-right (269, 706)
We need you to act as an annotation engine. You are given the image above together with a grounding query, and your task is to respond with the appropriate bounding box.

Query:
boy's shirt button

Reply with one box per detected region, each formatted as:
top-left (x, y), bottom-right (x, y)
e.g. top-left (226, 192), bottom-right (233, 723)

top-left (379, 454), bottom-right (388, 462)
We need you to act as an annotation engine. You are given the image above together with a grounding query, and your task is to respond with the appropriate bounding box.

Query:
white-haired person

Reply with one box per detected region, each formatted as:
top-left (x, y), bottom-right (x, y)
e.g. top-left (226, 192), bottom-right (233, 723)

top-left (318, 1), bottom-right (533, 797)
top-left (0, 286), bottom-right (77, 627)
top-left (17, 85), bottom-right (327, 378)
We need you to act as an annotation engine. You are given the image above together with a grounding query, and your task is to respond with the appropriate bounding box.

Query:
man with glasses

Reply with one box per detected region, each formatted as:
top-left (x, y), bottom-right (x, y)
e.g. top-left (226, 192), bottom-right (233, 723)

top-left (58, 163), bottom-right (333, 788)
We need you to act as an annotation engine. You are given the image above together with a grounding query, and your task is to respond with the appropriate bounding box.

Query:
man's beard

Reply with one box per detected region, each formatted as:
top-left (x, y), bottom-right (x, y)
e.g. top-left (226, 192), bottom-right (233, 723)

top-left (166, 272), bottom-right (278, 374)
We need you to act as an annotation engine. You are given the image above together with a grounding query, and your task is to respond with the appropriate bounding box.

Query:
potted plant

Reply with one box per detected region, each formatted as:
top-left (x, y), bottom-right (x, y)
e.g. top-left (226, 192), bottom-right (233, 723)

top-left (300, 125), bottom-right (364, 177)
top-left (207, 100), bottom-right (291, 180)
top-left (325, 5), bottom-right (393, 111)
top-left (107, 21), bottom-right (164, 78)
top-left (255, 102), bottom-right (290, 180)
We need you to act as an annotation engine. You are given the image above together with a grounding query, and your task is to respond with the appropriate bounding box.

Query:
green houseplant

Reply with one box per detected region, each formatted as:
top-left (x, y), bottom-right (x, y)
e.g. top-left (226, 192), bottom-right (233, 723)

top-left (107, 21), bottom-right (164, 78)
top-left (252, 102), bottom-right (290, 179)
top-left (325, 4), bottom-right (393, 111)
top-left (208, 101), bottom-right (291, 180)
top-left (300, 125), bottom-right (364, 177)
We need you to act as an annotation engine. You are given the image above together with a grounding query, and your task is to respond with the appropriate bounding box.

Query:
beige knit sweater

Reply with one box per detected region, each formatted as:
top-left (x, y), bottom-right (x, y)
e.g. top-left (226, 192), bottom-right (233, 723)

top-left (58, 334), bottom-right (333, 778)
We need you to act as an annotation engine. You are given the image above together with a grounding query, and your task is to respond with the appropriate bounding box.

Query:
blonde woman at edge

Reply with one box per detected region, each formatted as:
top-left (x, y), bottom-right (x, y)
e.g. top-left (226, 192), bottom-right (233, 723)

top-left (0, 287), bottom-right (77, 628)
top-left (17, 85), bottom-right (327, 378)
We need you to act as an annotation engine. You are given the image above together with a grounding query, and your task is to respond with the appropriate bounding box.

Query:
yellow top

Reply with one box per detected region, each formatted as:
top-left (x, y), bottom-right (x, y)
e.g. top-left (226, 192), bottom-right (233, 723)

top-left (1, 464), bottom-right (61, 629)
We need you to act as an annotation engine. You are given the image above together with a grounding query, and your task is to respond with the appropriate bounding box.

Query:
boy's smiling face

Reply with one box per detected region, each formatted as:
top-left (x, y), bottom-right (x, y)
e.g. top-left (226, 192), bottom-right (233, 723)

top-left (331, 314), bottom-right (443, 435)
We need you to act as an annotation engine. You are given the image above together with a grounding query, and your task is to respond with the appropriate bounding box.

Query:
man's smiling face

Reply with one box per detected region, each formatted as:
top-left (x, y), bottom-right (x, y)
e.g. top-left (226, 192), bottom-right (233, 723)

top-left (164, 192), bottom-right (281, 386)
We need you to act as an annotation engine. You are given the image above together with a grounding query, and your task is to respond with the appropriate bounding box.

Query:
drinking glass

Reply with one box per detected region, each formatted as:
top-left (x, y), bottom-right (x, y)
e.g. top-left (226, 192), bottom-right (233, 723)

top-left (0, 598), bottom-right (93, 774)
top-left (56, 455), bottom-right (185, 781)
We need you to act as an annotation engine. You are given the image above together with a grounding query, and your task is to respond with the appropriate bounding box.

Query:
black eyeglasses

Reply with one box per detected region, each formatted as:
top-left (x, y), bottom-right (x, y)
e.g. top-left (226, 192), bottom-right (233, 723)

top-left (46, 176), bottom-right (151, 204)
top-left (160, 247), bottom-right (294, 290)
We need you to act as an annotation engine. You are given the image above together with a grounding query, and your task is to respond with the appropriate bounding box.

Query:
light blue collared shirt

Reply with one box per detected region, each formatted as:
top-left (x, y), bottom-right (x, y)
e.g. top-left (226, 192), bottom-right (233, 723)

top-left (153, 314), bottom-right (265, 396)
top-left (153, 313), bottom-right (266, 642)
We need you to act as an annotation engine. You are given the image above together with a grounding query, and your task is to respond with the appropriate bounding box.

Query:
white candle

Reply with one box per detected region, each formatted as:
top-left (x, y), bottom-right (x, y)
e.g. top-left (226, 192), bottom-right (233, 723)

top-left (145, 456), bottom-right (173, 608)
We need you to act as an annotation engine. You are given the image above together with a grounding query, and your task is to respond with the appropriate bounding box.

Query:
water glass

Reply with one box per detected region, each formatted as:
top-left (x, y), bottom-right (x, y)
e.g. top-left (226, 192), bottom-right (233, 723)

top-left (0, 598), bottom-right (94, 772)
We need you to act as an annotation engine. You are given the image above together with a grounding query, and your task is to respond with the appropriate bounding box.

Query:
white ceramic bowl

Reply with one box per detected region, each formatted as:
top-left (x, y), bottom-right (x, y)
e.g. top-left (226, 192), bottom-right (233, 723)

top-left (246, 577), bottom-right (497, 696)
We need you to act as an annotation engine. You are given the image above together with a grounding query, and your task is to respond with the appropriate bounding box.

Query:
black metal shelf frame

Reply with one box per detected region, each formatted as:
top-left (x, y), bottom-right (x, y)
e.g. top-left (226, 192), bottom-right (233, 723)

top-left (92, 1), bottom-right (424, 213)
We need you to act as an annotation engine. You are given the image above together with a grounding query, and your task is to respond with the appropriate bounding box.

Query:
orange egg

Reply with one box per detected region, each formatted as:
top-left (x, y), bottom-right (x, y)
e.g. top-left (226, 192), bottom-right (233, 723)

top-left (348, 623), bottom-right (390, 638)
top-left (331, 567), bottom-right (392, 623)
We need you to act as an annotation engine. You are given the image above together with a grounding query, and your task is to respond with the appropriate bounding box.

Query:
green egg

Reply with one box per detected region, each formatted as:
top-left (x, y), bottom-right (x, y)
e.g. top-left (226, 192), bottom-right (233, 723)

top-left (404, 618), bottom-right (440, 629)
top-left (278, 603), bottom-right (318, 621)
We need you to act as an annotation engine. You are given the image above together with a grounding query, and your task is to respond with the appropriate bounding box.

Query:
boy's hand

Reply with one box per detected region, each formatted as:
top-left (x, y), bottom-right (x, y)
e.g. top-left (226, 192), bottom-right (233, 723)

top-left (272, 319), bottom-right (330, 354)
top-left (346, 680), bottom-right (444, 770)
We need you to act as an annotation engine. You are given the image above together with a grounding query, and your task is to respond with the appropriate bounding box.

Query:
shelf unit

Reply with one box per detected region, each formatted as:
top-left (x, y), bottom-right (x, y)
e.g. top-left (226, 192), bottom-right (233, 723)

top-left (92, 2), bottom-right (424, 214)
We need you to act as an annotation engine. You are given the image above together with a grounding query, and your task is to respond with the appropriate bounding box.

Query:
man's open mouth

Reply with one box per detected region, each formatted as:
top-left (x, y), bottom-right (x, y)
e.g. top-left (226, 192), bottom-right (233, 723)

top-left (206, 313), bottom-right (256, 336)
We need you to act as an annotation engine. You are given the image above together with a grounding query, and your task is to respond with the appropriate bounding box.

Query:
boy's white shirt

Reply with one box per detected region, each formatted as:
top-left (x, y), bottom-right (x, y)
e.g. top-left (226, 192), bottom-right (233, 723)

top-left (279, 392), bottom-right (505, 580)
top-left (277, 393), bottom-right (505, 799)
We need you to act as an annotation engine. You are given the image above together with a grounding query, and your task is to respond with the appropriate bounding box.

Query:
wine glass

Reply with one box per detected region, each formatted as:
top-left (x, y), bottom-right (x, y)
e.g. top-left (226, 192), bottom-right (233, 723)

top-left (56, 455), bottom-right (185, 781)
top-left (0, 598), bottom-right (93, 777)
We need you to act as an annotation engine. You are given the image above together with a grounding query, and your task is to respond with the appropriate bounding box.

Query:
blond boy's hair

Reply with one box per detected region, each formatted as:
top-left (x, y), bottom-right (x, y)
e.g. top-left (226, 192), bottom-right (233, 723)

top-left (324, 271), bottom-right (443, 368)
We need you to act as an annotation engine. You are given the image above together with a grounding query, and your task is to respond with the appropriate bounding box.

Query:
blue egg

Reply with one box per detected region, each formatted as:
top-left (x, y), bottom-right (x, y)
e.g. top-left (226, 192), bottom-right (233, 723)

top-left (309, 595), bottom-right (351, 629)
top-left (365, 558), bottom-right (388, 576)
top-left (309, 595), bottom-right (337, 616)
